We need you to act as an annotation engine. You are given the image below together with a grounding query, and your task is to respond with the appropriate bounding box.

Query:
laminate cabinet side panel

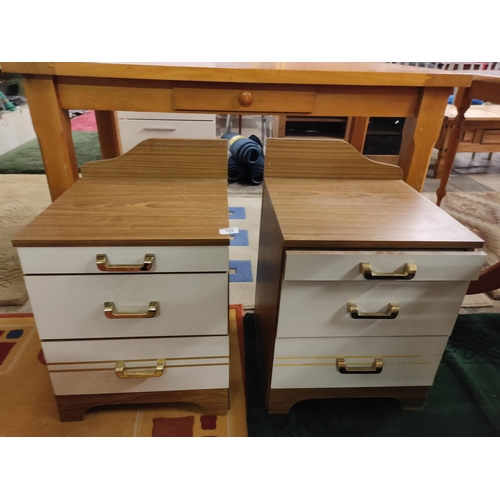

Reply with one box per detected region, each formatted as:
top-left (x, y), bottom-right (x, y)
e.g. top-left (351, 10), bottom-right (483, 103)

top-left (254, 182), bottom-right (285, 404)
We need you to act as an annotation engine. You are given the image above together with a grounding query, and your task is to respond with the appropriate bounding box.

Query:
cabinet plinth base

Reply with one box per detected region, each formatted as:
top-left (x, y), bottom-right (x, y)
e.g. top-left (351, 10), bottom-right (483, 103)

top-left (55, 389), bottom-right (229, 422)
top-left (268, 386), bottom-right (430, 414)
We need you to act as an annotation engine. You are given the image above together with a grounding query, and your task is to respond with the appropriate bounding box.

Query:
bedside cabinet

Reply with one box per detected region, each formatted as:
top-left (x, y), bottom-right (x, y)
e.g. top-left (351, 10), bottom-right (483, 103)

top-left (12, 139), bottom-right (231, 421)
top-left (254, 139), bottom-right (486, 414)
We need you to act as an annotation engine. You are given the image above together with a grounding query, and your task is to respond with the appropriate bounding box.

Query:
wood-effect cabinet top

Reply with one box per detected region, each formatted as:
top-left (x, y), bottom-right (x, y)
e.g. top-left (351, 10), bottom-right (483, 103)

top-left (1, 62), bottom-right (473, 88)
top-left (264, 178), bottom-right (483, 249)
top-left (13, 177), bottom-right (230, 247)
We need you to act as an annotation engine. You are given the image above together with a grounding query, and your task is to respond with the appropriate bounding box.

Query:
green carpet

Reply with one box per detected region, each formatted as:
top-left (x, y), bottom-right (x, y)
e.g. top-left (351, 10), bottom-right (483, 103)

top-left (0, 132), bottom-right (101, 174)
top-left (244, 313), bottom-right (500, 436)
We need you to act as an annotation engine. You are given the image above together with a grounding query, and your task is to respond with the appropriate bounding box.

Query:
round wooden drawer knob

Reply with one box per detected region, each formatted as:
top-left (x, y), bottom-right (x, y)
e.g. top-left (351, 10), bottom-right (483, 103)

top-left (239, 92), bottom-right (253, 106)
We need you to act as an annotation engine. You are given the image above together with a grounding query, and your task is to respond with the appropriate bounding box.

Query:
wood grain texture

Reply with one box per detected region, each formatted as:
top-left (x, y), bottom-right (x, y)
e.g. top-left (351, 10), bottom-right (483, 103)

top-left (55, 389), bottom-right (229, 421)
top-left (254, 183), bottom-right (285, 406)
top-left (268, 386), bottom-right (430, 413)
top-left (2, 62), bottom-right (473, 87)
top-left (12, 177), bottom-right (230, 247)
top-left (81, 138), bottom-right (227, 179)
top-left (264, 177), bottom-right (484, 249)
top-left (22, 75), bottom-right (80, 201)
top-left (264, 138), bottom-right (403, 179)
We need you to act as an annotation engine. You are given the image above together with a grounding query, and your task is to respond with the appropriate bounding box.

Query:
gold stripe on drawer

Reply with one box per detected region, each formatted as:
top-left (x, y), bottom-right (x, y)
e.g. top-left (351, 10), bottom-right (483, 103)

top-left (46, 355), bottom-right (229, 365)
top-left (275, 355), bottom-right (421, 359)
top-left (49, 362), bottom-right (229, 373)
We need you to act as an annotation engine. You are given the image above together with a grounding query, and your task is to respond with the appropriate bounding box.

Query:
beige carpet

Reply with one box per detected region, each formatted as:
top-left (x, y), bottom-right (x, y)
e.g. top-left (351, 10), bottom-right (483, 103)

top-left (0, 175), bottom-right (51, 306)
top-left (440, 191), bottom-right (500, 300)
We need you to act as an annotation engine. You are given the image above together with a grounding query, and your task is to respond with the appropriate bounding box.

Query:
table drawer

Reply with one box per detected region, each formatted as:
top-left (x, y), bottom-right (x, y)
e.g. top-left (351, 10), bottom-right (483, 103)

top-left (42, 335), bottom-right (229, 396)
top-left (173, 87), bottom-right (316, 114)
top-left (26, 273), bottom-right (228, 340)
top-left (271, 336), bottom-right (449, 389)
top-left (18, 246), bottom-right (228, 274)
top-left (284, 250), bottom-right (486, 282)
top-left (277, 281), bottom-right (469, 338)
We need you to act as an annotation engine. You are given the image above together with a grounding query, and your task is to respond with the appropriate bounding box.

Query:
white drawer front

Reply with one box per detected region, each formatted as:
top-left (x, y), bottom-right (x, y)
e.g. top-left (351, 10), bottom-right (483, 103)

top-left (284, 250), bottom-right (486, 282)
top-left (277, 281), bottom-right (469, 338)
top-left (26, 273), bottom-right (228, 340)
top-left (271, 336), bottom-right (449, 389)
top-left (42, 335), bottom-right (229, 363)
top-left (117, 111), bottom-right (216, 121)
top-left (118, 118), bottom-right (216, 153)
top-left (18, 246), bottom-right (228, 275)
top-left (43, 336), bottom-right (228, 396)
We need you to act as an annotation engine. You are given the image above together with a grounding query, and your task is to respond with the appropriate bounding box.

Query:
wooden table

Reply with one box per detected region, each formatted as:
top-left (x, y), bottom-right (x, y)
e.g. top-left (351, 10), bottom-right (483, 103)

top-left (434, 103), bottom-right (500, 178)
top-left (435, 75), bottom-right (500, 206)
top-left (1, 62), bottom-right (473, 200)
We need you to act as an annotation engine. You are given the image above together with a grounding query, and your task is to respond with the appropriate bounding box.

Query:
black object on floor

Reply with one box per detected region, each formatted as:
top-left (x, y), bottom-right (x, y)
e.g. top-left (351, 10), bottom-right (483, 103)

top-left (227, 155), bottom-right (246, 183)
top-left (222, 133), bottom-right (265, 185)
top-left (243, 313), bottom-right (500, 436)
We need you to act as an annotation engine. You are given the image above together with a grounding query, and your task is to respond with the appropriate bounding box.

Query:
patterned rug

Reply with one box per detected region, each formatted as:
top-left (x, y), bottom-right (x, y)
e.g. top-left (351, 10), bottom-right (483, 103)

top-left (441, 191), bottom-right (500, 299)
top-left (0, 305), bottom-right (247, 437)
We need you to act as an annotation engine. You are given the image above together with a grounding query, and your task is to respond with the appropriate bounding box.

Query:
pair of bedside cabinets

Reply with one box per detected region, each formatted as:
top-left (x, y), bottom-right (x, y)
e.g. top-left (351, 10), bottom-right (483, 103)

top-left (13, 138), bottom-right (485, 421)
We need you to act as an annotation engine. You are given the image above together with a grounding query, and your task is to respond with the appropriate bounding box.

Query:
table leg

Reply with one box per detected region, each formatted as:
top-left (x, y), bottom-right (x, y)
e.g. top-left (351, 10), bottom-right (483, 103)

top-left (23, 75), bottom-right (79, 201)
top-left (346, 116), bottom-right (369, 153)
top-left (435, 87), bottom-right (472, 206)
top-left (95, 111), bottom-right (122, 159)
top-left (398, 87), bottom-right (451, 192)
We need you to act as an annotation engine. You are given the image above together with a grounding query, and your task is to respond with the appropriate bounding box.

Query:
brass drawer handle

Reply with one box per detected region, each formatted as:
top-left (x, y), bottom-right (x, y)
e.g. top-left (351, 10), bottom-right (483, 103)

top-left (96, 254), bottom-right (155, 272)
top-left (337, 358), bottom-right (384, 374)
top-left (104, 301), bottom-right (159, 319)
top-left (115, 359), bottom-right (166, 379)
top-left (347, 302), bottom-right (399, 319)
top-left (360, 262), bottom-right (417, 280)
